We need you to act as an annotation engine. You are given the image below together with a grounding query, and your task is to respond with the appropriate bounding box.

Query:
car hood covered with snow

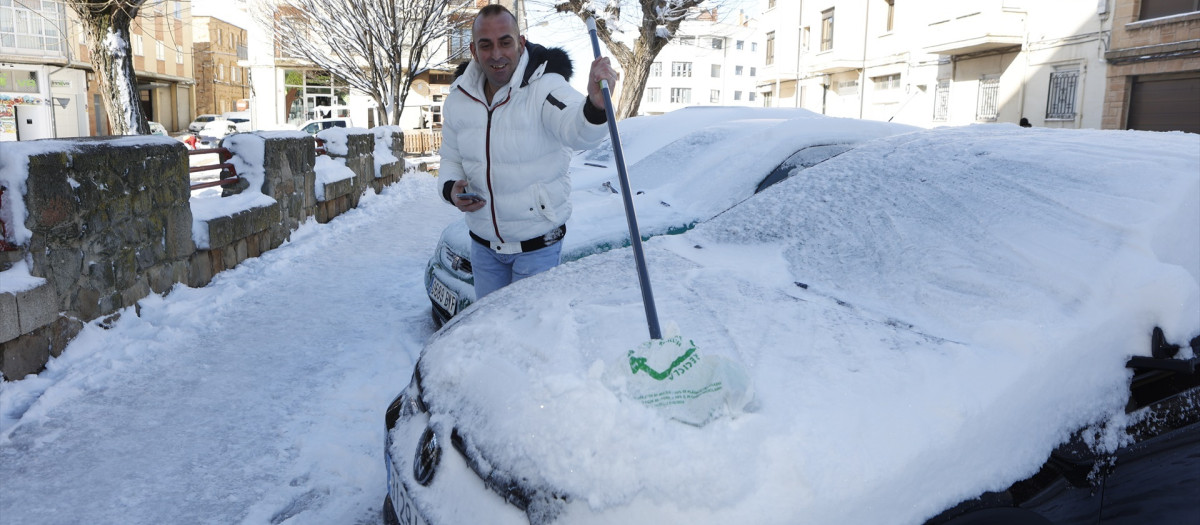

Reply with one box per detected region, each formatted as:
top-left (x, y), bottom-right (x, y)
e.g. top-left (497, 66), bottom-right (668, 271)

top-left (414, 125), bottom-right (1200, 524)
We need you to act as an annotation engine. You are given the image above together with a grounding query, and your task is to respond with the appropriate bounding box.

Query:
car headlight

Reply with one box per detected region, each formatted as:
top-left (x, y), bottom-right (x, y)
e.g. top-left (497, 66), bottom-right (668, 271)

top-left (413, 426), bottom-right (441, 487)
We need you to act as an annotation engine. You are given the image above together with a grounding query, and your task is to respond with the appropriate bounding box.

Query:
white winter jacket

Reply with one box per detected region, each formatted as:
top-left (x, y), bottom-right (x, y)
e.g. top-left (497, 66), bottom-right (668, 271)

top-left (439, 43), bottom-right (608, 246)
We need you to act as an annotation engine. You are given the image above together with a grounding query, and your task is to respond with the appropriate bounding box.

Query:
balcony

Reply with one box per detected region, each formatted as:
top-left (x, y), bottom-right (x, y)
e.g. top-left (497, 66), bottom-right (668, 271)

top-left (923, 1), bottom-right (1026, 56)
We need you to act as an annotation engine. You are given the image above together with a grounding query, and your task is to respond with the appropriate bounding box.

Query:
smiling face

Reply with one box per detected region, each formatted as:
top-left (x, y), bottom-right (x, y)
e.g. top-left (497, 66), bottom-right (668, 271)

top-left (470, 10), bottom-right (525, 91)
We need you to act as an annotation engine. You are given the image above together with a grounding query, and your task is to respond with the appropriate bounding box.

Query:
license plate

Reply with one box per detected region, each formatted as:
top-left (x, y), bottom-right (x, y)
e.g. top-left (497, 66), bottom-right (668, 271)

top-left (430, 277), bottom-right (457, 316)
top-left (389, 458), bottom-right (429, 525)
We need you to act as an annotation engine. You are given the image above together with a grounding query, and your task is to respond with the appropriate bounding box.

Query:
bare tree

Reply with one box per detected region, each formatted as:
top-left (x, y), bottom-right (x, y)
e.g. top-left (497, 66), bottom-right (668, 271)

top-left (539, 0), bottom-right (715, 120)
top-left (256, 0), bottom-right (465, 126)
top-left (64, 0), bottom-right (150, 135)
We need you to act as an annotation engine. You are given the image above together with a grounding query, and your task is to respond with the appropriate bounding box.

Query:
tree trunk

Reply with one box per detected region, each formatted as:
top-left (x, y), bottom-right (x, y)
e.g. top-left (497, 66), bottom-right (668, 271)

top-left (614, 45), bottom-right (657, 120)
top-left (78, 8), bottom-right (148, 135)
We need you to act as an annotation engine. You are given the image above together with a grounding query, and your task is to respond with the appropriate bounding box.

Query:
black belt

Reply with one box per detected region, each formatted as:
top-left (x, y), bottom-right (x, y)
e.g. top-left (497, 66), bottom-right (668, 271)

top-left (470, 224), bottom-right (566, 254)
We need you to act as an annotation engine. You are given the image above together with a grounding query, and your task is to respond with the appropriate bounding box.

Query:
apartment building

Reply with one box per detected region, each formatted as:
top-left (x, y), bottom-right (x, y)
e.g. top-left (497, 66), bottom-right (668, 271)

top-left (756, 0), bottom-right (1121, 129)
top-left (1, 0), bottom-right (195, 140)
top-left (1102, 0), bottom-right (1200, 133)
top-left (640, 9), bottom-right (764, 115)
top-left (193, 16), bottom-right (250, 117)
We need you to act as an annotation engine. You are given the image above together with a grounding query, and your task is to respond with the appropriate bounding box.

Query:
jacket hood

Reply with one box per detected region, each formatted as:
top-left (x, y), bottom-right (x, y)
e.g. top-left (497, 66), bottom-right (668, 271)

top-left (454, 42), bottom-right (573, 88)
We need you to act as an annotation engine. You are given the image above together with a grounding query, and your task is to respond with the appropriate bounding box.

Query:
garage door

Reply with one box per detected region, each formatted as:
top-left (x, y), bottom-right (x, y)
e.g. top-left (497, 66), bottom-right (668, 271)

top-left (1127, 73), bottom-right (1200, 134)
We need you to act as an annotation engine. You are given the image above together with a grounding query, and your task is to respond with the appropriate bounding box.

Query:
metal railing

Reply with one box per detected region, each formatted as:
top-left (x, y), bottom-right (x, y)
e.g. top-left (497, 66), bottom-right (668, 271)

top-left (188, 147), bottom-right (241, 191)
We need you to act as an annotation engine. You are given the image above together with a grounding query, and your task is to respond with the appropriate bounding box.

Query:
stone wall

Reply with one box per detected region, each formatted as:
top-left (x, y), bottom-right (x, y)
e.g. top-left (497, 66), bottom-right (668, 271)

top-left (1, 130), bottom-right (408, 380)
top-left (2, 139), bottom-right (193, 378)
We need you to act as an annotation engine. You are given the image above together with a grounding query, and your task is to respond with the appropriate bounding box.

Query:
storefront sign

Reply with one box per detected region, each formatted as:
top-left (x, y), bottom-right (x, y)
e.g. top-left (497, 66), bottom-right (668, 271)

top-left (0, 70), bottom-right (40, 94)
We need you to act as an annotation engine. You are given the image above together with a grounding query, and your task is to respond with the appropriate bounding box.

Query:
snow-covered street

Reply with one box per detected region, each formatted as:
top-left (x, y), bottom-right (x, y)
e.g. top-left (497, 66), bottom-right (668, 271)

top-left (1, 174), bottom-right (452, 524)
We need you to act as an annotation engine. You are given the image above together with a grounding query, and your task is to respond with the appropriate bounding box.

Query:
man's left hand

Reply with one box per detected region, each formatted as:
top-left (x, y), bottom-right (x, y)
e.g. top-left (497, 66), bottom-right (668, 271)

top-left (587, 57), bottom-right (620, 112)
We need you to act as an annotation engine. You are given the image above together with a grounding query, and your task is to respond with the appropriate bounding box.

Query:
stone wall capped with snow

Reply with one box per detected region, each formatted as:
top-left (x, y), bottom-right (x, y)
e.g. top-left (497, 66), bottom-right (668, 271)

top-left (1, 129), bottom-right (411, 380)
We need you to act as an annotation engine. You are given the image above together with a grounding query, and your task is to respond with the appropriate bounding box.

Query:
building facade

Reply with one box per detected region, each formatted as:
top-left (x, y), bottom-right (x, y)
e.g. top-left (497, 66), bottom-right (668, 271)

top-left (1, 0), bottom-right (87, 140)
top-left (1102, 0), bottom-right (1200, 133)
top-left (193, 16), bottom-right (250, 117)
top-left (754, 0), bottom-right (1134, 130)
top-left (639, 9), bottom-right (764, 115)
top-left (1, 0), bottom-right (195, 140)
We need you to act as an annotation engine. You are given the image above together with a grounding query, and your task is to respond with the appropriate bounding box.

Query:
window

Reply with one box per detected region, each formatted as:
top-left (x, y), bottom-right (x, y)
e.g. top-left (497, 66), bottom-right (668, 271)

top-left (176, 45), bottom-right (183, 64)
top-left (670, 87), bottom-right (691, 104)
top-left (156, 41), bottom-right (164, 60)
top-left (736, 40), bottom-right (744, 50)
top-left (646, 87), bottom-right (660, 103)
top-left (977, 75), bottom-right (1000, 121)
top-left (885, 0), bottom-right (895, 32)
top-left (678, 35), bottom-right (696, 46)
top-left (449, 26), bottom-right (471, 59)
top-left (174, 1), bottom-right (182, 19)
top-left (711, 89), bottom-right (720, 103)
top-left (1139, 0), bottom-right (1200, 20)
top-left (671, 61), bottom-right (692, 77)
top-left (821, 9), bottom-right (835, 51)
top-left (735, 65), bottom-right (744, 76)
top-left (133, 34), bottom-right (143, 56)
top-left (765, 32), bottom-right (775, 65)
top-left (711, 37), bottom-right (723, 49)
top-left (749, 92), bottom-right (757, 102)
top-left (873, 73), bottom-right (901, 91)
top-left (232, 66), bottom-right (239, 82)
top-left (0, 0), bottom-right (66, 54)
top-left (838, 80), bottom-right (859, 94)
top-left (768, 0), bottom-right (776, 8)
top-left (650, 62), bottom-right (662, 77)
top-left (1046, 68), bottom-right (1079, 120)
top-left (711, 64), bottom-right (721, 77)
top-left (933, 80), bottom-right (950, 121)
top-left (750, 67), bottom-right (756, 77)
top-left (219, 63), bottom-right (225, 80)
top-left (751, 42), bottom-right (757, 52)
top-left (734, 90), bottom-right (743, 101)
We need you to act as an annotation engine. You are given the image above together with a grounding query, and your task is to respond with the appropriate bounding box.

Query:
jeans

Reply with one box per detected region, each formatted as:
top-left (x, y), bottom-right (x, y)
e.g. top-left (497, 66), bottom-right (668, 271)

top-left (471, 239), bottom-right (563, 300)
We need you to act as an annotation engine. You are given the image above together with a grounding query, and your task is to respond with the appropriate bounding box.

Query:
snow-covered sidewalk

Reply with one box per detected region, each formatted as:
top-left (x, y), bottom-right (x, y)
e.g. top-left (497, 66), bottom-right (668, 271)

top-left (1, 175), bottom-right (454, 524)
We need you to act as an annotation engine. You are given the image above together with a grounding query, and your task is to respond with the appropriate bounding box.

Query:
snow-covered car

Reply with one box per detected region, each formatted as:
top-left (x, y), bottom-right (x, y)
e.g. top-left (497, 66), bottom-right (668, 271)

top-left (385, 125), bottom-right (1200, 524)
top-left (424, 107), bottom-right (914, 326)
top-left (188, 114), bottom-right (220, 133)
top-left (195, 119), bottom-right (239, 149)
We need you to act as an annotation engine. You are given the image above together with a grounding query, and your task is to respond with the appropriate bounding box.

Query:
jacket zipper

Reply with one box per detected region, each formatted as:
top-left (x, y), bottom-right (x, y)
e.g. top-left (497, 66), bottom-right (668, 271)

top-left (459, 86), bottom-right (512, 243)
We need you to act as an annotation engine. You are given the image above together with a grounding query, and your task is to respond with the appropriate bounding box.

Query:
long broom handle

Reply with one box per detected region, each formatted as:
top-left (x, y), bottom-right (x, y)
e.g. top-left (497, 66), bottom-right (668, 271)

top-left (586, 17), bottom-right (662, 340)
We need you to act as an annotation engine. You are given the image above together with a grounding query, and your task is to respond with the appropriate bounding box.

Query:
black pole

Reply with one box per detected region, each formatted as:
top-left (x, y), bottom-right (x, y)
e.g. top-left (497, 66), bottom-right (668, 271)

top-left (586, 17), bottom-right (662, 340)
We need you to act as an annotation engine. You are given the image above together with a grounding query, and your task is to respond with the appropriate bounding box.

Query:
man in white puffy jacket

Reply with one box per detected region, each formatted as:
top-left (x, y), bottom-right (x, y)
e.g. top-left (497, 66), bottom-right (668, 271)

top-left (440, 4), bottom-right (619, 299)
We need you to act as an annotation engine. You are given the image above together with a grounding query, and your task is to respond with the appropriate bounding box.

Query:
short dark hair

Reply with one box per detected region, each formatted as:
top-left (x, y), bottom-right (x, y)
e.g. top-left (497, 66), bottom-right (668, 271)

top-left (476, 4), bottom-right (520, 35)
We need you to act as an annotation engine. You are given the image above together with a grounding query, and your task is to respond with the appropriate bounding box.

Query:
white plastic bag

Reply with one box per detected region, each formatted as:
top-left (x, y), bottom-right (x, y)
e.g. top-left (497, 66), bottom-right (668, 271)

top-left (623, 335), bottom-right (754, 426)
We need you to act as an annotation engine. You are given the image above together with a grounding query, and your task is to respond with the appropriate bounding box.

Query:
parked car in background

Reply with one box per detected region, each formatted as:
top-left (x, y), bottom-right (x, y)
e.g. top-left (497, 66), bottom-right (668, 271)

top-left (222, 111), bottom-right (252, 132)
top-left (147, 121), bottom-right (168, 136)
top-left (188, 114), bottom-right (220, 133)
top-left (195, 119), bottom-right (239, 149)
top-left (297, 118), bottom-right (351, 135)
top-left (423, 107), bottom-right (914, 326)
top-left (385, 124), bottom-right (1200, 525)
